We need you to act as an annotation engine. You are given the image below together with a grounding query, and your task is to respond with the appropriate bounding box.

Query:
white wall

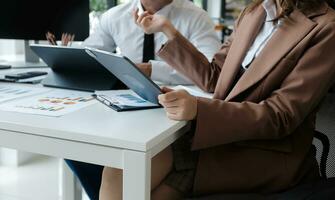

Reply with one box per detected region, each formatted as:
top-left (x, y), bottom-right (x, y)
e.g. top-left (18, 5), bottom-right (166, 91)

top-left (0, 40), bottom-right (15, 56)
top-left (0, 40), bottom-right (24, 56)
top-left (0, 148), bottom-right (37, 166)
top-left (207, 0), bottom-right (222, 18)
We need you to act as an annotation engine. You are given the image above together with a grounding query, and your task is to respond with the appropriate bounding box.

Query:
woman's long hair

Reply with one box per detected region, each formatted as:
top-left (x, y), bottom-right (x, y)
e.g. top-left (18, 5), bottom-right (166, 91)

top-left (247, 0), bottom-right (334, 18)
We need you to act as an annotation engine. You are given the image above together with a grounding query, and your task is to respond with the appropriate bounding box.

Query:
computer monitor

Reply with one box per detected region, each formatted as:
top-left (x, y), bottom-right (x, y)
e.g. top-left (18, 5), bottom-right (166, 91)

top-left (0, 0), bottom-right (90, 66)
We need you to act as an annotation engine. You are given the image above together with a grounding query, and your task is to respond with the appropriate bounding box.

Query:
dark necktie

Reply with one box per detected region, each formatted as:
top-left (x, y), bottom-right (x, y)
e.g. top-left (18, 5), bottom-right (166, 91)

top-left (142, 33), bottom-right (155, 63)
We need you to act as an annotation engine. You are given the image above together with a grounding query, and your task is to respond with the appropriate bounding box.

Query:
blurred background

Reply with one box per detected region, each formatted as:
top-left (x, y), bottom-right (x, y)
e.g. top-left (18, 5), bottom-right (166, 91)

top-left (0, 0), bottom-right (252, 56)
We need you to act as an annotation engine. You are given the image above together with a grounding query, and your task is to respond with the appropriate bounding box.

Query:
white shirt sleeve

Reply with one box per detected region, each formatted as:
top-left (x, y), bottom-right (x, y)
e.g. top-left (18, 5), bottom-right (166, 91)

top-left (150, 60), bottom-right (194, 85)
top-left (188, 13), bottom-right (222, 61)
top-left (150, 12), bottom-right (221, 85)
top-left (82, 12), bottom-right (117, 52)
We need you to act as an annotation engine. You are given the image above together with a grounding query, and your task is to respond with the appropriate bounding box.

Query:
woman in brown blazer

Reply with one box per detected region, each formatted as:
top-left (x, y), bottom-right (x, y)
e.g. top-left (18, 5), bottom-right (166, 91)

top-left (99, 0), bottom-right (335, 199)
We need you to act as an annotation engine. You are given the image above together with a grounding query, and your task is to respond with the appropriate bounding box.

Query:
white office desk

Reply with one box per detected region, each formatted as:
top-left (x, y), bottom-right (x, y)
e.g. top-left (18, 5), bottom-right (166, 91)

top-left (0, 83), bottom-right (190, 200)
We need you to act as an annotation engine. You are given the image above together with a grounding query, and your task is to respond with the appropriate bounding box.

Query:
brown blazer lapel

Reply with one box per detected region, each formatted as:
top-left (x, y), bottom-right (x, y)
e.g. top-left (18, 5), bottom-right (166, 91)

top-left (225, 10), bottom-right (317, 101)
top-left (213, 6), bottom-right (266, 99)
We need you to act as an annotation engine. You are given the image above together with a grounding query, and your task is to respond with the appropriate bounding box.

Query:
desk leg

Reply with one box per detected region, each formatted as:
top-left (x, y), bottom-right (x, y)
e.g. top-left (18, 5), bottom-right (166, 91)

top-left (123, 150), bottom-right (151, 200)
top-left (60, 160), bottom-right (82, 200)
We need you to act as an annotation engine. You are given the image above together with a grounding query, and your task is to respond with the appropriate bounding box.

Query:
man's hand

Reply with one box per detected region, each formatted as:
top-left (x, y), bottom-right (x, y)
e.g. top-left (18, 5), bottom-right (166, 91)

top-left (133, 9), bottom-right (178, 40)
top-left (136, 63), bottom-right (152, 77)
top-left (158, 87), bottom-right (198, 121)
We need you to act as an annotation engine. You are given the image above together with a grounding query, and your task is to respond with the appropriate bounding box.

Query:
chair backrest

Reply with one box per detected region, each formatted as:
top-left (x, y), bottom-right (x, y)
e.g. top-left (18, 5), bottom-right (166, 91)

top-left (313, 131), bottom-right (329, 178)
top-left (327, 0), bottom-right (335, 9)
top-left (315, 92), bottom-right (335, 178)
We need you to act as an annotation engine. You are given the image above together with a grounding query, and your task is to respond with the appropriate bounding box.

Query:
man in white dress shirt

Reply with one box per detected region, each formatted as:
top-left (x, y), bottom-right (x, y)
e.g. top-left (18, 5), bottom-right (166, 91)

top-left (84, 0), bottom-right (220, 85)
top-left (66, 1), bottom-right (220, 199)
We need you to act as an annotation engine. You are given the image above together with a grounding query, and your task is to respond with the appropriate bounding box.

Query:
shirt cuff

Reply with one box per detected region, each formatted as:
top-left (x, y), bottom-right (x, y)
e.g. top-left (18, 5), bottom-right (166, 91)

top-left (150, 60), bottom-right (173, 84)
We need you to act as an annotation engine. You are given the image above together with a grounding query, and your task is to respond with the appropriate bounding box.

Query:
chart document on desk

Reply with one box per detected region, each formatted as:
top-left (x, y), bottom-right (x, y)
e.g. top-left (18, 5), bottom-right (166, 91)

top-left (0, 90), bottom-right (97, 117)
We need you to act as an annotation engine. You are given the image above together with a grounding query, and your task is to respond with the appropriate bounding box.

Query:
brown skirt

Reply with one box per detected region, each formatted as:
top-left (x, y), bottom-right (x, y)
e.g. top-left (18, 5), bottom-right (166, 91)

top-left (163, 131), bottom-right (199, 197)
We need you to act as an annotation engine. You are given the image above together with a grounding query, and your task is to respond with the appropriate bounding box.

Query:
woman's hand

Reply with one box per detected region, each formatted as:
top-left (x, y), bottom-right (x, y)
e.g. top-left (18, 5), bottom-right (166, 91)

top-left (158, 87), bottom-right (198, 121)
top-left (133, 9), bottom-right (178, 40)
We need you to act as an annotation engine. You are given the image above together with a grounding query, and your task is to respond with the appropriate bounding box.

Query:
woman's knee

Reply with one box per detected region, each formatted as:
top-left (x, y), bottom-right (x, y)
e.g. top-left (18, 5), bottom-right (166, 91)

top-left (151, 183), bottom-right (183, 200)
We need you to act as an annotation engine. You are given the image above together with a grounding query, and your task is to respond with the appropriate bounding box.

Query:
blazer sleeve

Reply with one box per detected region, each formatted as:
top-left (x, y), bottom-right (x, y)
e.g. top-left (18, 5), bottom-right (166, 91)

top-left (157, 27), bottom-right (239, 93)
top-left (191, 22), bottom-right (335, 150)
top-left (157, 9), bottom-right (247, 92)
top-left (158, 32), bottom-right (232, 92)
top-left (150, 11), bottom-right (221, 85)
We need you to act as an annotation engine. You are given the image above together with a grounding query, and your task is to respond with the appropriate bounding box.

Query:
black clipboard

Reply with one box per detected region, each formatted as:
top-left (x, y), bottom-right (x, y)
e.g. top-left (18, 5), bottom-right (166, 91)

top-left (92, 94), bottom-right (161, 112)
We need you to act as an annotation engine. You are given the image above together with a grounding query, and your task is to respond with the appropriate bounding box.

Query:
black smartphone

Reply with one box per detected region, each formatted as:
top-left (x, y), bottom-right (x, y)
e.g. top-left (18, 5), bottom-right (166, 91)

top-left (0, 64), bottom-right (11, 70)
top-left (5, 71), bottom-right (48, 80)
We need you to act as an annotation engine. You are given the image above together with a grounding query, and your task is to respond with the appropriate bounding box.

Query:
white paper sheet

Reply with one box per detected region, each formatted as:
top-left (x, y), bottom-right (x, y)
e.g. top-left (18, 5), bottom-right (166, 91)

top-left (172, 85), bottom-right (213, 98)
top-left (0, 90), bottom-right (97, 117)
top-left (0, 85), bottom-right (50, 103)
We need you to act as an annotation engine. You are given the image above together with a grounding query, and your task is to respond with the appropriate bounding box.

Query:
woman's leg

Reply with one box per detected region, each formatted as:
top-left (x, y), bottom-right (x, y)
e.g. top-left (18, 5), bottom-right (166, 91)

top-left (151, 183), bottom-right (183, 200)
top-left (99, 146), bottom-right (181, 200)
top-left (99, 168), bottom-right (122, 200)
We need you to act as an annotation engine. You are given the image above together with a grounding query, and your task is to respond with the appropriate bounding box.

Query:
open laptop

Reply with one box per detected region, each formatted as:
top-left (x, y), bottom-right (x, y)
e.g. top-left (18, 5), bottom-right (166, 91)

top-left (30, 44), bottom-right (120, 91)
top-left (85, 47), bottom-right (162, 104)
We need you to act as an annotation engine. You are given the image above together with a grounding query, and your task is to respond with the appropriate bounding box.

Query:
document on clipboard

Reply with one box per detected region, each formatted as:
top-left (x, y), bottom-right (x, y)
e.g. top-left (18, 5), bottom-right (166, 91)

top-left (93, 90), bottom-right (160, 112)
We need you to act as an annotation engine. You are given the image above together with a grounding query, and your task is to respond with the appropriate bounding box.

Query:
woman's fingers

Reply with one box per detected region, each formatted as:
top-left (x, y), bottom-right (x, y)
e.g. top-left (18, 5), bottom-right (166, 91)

top-left (161, 99), bottom-right (183, 108)
top-left (166, 112), bottom-right (179, 120)
top-left (158, 88), bottom-right (176, 104)
top-left (161, 87), bottom-right (174, 93)
top-left (158, 92), bottom-right (178, 103)
top-left (158, 90), bottom-right (194, 121)
top-left (165, 107), bottom-right (179, 115)
top-left (160, 99), bottom-right (185, 120)
top-left (159, 89), bottom-right (197, 121)
top-left (158, 90), bottom-right (188, 103)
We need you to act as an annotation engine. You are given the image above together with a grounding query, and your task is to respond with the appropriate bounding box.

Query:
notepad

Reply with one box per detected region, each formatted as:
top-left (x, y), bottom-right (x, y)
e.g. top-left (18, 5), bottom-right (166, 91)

top-left (93, 90), bottom-right (160, 112)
